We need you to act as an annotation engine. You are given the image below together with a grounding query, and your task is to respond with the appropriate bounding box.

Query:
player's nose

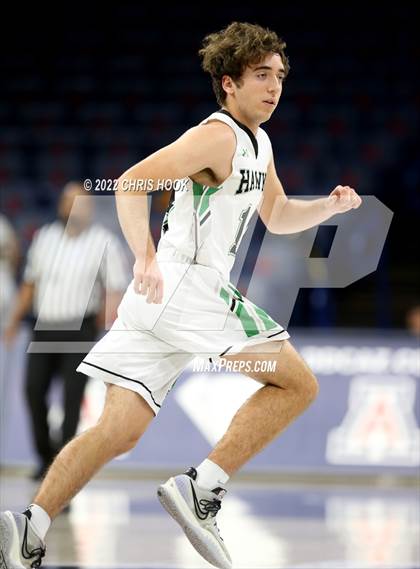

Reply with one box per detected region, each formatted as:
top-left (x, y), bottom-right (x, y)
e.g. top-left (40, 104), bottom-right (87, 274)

top-left (268, 79), bottom-right (281, 95)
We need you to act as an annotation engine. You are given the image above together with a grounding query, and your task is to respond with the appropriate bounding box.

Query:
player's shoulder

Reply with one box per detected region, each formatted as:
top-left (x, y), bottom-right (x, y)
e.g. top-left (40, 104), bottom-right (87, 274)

top-left (202, 113), bottom-right (237, 138)
top-left (188, 119), bottom-right (236, 142)
top-left (257, 125), bottom-right (271, 143)
top-left (256, 126), bottom-right (273, 155)
top-left (179, 120), bottom-right (236, 158)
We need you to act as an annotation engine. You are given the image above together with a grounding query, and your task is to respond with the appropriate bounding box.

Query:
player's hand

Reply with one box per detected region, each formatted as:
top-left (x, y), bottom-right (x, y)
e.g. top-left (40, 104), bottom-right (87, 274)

top-left (133, 256), bottom-right (164, 304)
top-left (326, 185), bottom-right (362, 213)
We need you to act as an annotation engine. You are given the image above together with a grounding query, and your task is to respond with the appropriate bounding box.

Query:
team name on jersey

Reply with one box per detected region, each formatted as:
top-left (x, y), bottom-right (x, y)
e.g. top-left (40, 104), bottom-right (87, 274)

top-left (236, 169), bottom-right (267, 194)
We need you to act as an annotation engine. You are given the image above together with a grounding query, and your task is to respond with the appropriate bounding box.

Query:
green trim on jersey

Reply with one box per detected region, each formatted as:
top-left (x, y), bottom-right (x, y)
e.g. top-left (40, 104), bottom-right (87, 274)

top-left (192, 181), bottom-right (204, 210)
top-left (193, 182), bottom-right (220, 218)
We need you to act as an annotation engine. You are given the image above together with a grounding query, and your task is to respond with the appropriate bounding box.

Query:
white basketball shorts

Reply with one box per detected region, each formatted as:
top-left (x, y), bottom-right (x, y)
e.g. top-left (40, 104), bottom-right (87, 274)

top-left (77, 254), bottom-right (289, 415)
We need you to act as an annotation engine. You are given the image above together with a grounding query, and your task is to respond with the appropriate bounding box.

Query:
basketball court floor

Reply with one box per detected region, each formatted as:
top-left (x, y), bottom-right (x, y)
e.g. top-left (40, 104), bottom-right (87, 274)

top-left (1, 471), bottom-right (418, 569)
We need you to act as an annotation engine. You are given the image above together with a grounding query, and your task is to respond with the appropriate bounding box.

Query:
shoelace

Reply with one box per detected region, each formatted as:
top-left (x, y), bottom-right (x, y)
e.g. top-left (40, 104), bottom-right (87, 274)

top-left (199, 498), bottom-right (224, 538)
top-left (21, 518), bottom-right (46, 568)
top-left (199, 498), bottom-right (221, 517)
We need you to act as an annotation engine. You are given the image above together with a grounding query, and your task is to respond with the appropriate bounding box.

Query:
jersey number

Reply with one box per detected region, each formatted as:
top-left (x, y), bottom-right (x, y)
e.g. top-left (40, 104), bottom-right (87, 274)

top-left (228, 205), bottom-right (251, 256)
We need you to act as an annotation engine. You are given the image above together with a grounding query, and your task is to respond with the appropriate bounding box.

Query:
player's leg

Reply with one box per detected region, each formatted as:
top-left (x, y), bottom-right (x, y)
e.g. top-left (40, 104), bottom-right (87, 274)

top-left (33, 383), bottom-right (154, 519)
top-left (157, 267), bottom-right (314, 569)
top-left (34, 302), bottom-right (192, 521)
top-left (158, 339), bottom-right (317, 569)
top-left (208, 339), bottom-right (318, 474)
top-left (1, 384), bottom-right (155, 569)
top-left (1, 384), bottom-right (154, 569)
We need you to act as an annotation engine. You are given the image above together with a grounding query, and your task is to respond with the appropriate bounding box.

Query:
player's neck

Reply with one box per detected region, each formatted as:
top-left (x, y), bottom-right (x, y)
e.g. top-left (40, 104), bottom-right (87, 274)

top-left (221, 105), bottom-right (259, 136)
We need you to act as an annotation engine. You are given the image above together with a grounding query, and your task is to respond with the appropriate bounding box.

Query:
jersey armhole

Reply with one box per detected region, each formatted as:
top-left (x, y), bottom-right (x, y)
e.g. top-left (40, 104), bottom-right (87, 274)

top-left (200, 117), bottom-right (238, 186)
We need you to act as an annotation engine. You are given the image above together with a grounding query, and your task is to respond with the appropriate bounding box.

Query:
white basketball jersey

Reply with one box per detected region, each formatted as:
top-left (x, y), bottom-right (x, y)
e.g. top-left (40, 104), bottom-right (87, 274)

top-left (157, 110), bottom-right (273, 278)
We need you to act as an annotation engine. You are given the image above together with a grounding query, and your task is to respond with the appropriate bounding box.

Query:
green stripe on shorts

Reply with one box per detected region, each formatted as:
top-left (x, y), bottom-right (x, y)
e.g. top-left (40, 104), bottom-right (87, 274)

top-left (234, 302), bottom-right (259, 337)
top-left (220, 286), bottom-right (259, 337)
top-left (252, 305), bottom-right (278, 331)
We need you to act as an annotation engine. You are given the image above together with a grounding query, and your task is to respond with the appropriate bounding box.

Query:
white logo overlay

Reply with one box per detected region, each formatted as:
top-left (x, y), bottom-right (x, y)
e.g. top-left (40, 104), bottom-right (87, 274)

top-left (326, 375), bottom-right (420, 466)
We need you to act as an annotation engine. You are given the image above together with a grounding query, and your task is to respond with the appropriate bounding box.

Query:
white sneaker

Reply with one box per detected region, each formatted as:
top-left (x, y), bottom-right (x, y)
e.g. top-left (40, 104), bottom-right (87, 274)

top-left (157, 467), bottom-right (232, 569)
top-left (0, 511), bottom-right (46, 569)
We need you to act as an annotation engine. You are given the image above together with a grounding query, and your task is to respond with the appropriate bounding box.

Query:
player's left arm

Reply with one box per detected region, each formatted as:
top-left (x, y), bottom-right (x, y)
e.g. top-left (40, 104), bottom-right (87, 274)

top-left (258, 158), bottom-right (362, 234)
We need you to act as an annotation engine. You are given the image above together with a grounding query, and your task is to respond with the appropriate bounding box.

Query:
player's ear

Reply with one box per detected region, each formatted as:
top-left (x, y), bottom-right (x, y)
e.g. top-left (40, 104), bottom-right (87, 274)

top-left (221, 75), bottom-right (235, 96)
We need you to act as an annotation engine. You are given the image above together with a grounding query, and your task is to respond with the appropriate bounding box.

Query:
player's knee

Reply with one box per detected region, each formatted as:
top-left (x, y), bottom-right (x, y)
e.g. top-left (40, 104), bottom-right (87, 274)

top-left (301, 370), bottom-right (319, 405)
top-left (272, 365), bottom-right (319, 406)
top-left (99, 422), bottom-right (144, 456)
top-left (96, 413), bottom-right (149, 456)
top-left (97, 386), bottom-right (155, 456)
top-left (115, 430), bottom-right (142, 455)
top-left (267, 361), bottom-right (319, 404)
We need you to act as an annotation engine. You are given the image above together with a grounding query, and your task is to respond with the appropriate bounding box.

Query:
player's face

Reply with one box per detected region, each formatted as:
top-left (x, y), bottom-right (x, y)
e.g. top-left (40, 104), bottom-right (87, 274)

top-left (236, 53), bottom-right (285, 123)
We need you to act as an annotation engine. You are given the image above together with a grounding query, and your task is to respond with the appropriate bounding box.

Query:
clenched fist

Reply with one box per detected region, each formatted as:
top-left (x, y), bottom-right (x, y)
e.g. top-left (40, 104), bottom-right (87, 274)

top-left (326, 185), bottom-right (362, 213)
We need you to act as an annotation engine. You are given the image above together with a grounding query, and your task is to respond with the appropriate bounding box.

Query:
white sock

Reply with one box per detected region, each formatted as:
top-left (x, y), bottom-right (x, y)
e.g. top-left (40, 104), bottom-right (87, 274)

top-left (24, 504), bottom-right (51, 541)
top-left (195, 459), bottom-right (229, 490)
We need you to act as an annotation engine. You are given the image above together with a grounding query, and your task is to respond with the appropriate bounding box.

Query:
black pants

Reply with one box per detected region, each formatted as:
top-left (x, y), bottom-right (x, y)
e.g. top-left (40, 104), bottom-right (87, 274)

top-left (25, 316), bottom-right (97, 466)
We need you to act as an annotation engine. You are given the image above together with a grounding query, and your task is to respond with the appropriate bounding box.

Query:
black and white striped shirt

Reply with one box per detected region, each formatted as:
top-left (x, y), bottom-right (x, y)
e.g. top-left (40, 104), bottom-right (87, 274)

top-left (24, 221), bottom-right (128, 322)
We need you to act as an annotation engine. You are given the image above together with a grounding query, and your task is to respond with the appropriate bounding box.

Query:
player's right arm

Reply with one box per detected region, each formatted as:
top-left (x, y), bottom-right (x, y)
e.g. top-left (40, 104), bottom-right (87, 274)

top-left (115, 122), bottom-right (235, 304)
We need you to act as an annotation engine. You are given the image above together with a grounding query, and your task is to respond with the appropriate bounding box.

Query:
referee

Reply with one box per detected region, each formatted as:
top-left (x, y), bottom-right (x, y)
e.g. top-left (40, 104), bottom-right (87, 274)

top-left (3, 182), bottom-right (128, 480)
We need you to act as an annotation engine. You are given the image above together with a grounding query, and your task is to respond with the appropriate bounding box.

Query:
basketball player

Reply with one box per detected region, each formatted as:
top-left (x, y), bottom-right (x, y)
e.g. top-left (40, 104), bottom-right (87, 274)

top-left (0, 22), bottom-right (361, 569)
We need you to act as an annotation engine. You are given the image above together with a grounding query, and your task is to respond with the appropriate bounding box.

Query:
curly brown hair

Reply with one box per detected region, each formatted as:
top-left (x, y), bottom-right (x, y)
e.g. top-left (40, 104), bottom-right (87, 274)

top-left (199, 22), bottom-right (290, 106)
